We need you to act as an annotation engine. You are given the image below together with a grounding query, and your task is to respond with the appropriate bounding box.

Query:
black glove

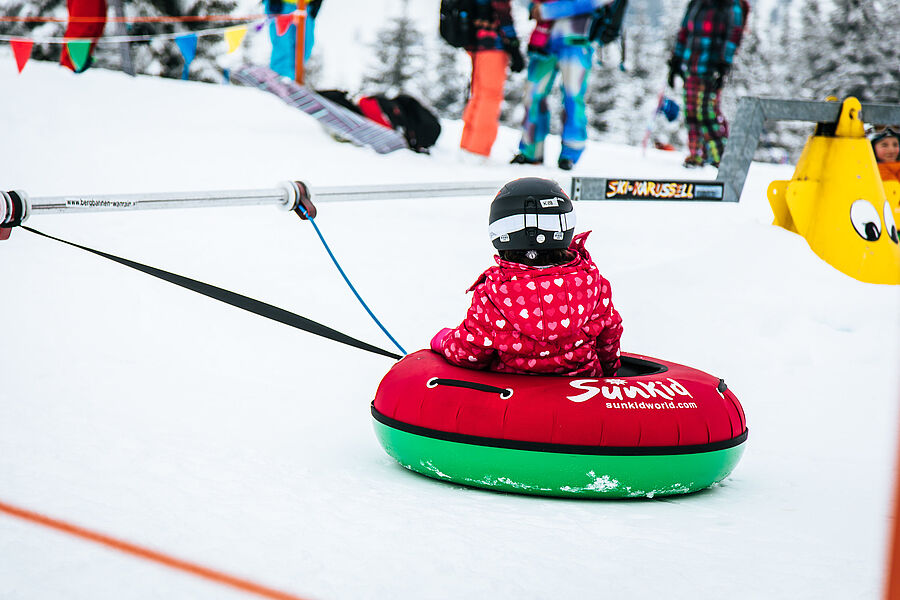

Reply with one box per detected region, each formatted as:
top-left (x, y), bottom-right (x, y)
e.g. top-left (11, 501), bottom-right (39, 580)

top-left (666, 57), bottom-right (681, 88)
top-left (711, 62), bottom-right (729, 89)
top-left (307, 0), bottom-right (322, 19)
top-left (507, 39), bottom-right (526, 73)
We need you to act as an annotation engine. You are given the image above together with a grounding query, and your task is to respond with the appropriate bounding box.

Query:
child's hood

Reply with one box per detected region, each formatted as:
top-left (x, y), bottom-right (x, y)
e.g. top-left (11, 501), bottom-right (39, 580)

top-left (468, 232), bottom-right (607, 342)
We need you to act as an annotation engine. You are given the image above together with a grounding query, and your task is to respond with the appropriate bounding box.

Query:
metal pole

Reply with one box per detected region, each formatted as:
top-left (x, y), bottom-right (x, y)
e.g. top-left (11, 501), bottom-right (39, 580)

top-left (294, 1), bottom-right (306, 84)
top-left (109, 0), bottom-right (135, 76)
top-left (717, 97), bottom-right (765, 203)
top-left (27, 187), bottom-right (294, 216)
top-left (3, 181), bottom-right (507, 225)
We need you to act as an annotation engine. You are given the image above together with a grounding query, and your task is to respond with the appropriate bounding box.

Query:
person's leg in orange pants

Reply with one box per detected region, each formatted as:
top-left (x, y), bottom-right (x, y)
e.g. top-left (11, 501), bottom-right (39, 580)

top-left (460, 49), bottom-right (509, 157)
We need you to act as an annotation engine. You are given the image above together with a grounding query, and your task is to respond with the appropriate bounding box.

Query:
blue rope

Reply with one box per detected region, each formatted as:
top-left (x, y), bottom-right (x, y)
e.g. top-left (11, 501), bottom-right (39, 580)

top-left (298, 207), bottom-right (407, 356)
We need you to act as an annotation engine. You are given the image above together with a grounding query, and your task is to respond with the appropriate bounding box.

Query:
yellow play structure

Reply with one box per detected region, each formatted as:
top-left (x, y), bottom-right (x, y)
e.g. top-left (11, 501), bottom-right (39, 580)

top-left (768, 97), bottom-right (900, 285)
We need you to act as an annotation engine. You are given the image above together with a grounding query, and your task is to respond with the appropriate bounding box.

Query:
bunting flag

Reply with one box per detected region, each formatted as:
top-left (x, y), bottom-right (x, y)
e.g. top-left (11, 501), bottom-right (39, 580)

top-left (224, 25), bottom-right (247, 53)
top-left (0, 16), bottom-right (282, 77)
top-left (274, 13), bottom-right (293, 36)
top-left (175, 33), bottom-right (198, 80)
top-left (10, 38), bottom-right (33, 73)
top-left (65, 39), bottom-right (92, 72)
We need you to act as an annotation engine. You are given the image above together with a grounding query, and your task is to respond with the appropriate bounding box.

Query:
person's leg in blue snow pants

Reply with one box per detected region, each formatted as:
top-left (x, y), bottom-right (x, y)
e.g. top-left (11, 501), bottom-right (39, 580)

top-left (556, 42), bottom-right (592, 165)
top-left (518, 52), bottom-right (559, 163)
top-left (266, 0), bottom-right (316, 80)
top-left (267, 0), bottom-right (297, 78)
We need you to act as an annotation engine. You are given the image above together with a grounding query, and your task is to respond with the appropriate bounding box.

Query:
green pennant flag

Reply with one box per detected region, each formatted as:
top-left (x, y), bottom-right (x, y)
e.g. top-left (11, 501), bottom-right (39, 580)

top-left (65, 40), bottom-right (92, 73)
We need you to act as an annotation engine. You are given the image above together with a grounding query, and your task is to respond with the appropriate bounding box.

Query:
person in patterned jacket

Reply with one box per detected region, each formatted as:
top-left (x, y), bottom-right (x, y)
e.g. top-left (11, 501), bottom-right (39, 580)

top-left (431, 178), bottom-right (623, 376)
top-left (667, 0), bottom-right (749, 168)
top-left (459, 0), bottom-right (525, 157)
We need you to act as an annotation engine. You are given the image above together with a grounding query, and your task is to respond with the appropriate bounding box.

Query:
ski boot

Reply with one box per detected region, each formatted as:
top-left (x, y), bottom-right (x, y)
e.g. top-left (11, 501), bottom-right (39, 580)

top-left (511, 153), bottom-right (543, 165)
top-left (682, 155), bottom-right (706, 169)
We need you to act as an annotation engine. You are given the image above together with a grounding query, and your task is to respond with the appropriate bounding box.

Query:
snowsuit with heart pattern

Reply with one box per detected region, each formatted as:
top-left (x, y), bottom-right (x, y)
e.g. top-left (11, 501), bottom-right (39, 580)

top-left (436, 231), bottom-right (623, 376)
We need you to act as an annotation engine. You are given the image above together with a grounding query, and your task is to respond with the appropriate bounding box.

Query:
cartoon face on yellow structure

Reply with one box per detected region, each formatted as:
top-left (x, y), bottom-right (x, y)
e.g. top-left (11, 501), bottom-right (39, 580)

top-left (768, 98), bottom-right (900, 285)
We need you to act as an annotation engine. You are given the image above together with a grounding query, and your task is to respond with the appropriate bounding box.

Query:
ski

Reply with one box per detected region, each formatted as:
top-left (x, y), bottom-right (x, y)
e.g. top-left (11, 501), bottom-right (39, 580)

top-left (231, 65), bottom-right (408, 155)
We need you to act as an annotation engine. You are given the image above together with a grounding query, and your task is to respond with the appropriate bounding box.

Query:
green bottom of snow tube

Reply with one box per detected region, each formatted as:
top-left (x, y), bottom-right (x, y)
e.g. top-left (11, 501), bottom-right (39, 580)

top-left (373, 419), bottom-right (746, 499)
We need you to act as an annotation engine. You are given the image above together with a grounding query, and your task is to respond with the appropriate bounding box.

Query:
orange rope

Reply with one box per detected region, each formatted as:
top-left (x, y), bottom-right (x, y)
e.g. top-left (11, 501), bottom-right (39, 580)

top-left (0, 14), bottom-right (269, 23)
top-left (0, 499), bottom-right (312, 600)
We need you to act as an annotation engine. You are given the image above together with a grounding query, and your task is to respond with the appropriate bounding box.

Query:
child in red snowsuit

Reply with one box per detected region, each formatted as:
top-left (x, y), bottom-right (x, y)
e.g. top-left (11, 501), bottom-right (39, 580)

top-left (431, 177), bottom-right (623, 376)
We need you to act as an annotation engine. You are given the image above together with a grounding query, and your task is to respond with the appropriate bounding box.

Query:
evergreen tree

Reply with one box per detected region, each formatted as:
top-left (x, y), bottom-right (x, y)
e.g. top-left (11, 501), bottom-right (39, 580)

top-left (864, 0), bottom-right (900, 102)
top-left (361, 0), bottom-right (426, 97)
top-left (585, 45), bottom-right (625, 137)
top-left (810, 0), bottom-right (892, 102)
top-left (499, 67), bottom-right (527, 129)
top-left (794, 0), bottom-right (827, 99)
top-left (427, 38), bottom-right (468, 119)
top-left (747, 4), bottom-right (810, 164)
top-left (0, 0), bottom-right (68, 63)
top-left (605, 4), bottom-right (666, 146)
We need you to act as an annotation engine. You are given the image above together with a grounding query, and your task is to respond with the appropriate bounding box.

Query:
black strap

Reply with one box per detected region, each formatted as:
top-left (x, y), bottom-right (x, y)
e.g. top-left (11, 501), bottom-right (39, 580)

top-left (22, 226), bottom-right (402, 361)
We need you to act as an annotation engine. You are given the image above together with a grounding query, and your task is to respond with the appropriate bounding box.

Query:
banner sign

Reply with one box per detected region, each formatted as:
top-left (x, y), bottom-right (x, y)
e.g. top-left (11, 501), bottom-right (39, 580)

top-left (571, 177), bottom-right (725, 202)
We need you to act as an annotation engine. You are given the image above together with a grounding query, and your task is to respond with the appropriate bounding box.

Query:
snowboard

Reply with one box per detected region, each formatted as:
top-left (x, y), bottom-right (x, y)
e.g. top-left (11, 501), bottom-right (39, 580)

top-left (232, 65), bottom-right (409, 155)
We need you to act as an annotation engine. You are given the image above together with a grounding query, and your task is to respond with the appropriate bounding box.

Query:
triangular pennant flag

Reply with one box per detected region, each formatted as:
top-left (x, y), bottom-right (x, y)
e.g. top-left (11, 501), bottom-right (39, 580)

top-left (65, 40), bottom-right (92, 72)
top-left (275, 13), bottom-right (293, 36)
top-left (175, 33), bottom-right (198, 80)
top-left (224, 25), bottom-right (247, 54)
top-left (10, 38), bottom-right (34, 74)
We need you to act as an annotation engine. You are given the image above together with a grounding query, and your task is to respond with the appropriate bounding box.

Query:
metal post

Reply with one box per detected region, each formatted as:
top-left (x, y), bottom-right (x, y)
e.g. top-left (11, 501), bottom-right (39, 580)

top-left (109, 0), bottom-right (135, 76)
top-left (715, 97), bottom-right (900, 203)
top-left (1, 181), bottom-right (508, 226)
top-left (717, 97), bottom-right (765, 203)
top-left (294, 0), bottom-right (306, 84)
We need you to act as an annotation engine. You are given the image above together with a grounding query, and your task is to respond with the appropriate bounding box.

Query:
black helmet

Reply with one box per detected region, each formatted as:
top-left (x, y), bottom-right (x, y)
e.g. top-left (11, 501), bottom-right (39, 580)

top-left (489, 177), bottom-right (576, 250)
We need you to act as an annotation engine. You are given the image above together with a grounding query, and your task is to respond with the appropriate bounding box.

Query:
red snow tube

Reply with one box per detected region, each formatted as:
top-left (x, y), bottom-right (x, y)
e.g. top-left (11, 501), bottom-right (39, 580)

top-left (371, 350), bottom-right (748, 498)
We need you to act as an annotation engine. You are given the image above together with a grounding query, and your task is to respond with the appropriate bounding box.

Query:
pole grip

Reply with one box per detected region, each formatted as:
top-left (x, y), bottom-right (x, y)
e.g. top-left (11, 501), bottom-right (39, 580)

top-left (0, 190), bottom-right (29, 241)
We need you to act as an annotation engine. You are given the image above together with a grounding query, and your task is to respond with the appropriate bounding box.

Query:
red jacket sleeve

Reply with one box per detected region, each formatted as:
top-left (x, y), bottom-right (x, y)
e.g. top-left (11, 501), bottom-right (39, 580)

top-left (586, 276), bottom-right (623, 376)
top-left (438, 283), bottom-right (498, 370)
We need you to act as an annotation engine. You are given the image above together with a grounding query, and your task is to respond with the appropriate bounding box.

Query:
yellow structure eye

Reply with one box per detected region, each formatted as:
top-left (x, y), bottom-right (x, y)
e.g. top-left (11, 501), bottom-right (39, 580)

top-left (884, 201), bottom-right (899, 245)
top-left (850, 199), bottom-right (881, 241)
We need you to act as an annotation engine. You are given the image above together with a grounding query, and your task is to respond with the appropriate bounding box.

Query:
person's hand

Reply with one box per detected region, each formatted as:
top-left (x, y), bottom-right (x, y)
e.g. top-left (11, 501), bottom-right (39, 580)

top-left (507, 40), bottom-right (526, 73)
top-left (530, 3), bottom-right (542, 19)
top-left (431, 328), bottom-right (453, 353)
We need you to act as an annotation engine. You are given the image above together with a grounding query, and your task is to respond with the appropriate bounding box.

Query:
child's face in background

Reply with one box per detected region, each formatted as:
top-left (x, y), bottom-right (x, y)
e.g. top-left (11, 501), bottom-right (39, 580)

top-left (874, 136), bottom-right (900, 163)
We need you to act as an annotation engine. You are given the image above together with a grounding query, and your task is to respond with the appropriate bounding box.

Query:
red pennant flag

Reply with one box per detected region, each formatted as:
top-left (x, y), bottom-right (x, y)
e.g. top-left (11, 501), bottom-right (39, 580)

top-left (10, 39), bottom-right (34, 74)
top-left (275, 13), bottom-right (293, 36)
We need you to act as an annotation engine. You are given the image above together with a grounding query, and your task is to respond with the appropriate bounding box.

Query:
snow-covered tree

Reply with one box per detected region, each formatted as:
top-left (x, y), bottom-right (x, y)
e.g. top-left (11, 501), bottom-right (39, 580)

top-left (0, 0), bottom-right (68, 63)
top-left (604, 4), bottom-right (668, 146)
top-left (361, 0), bottom-right (426, 97)
top-left (809, 0), bottom-right (893, 102)
top-left (427, 39), bottom-right (468, 119)
top-left (792, 0), bottom-right (828, 99)
top-left (585, 44), bottom-right (626, 137)
top-left (499, 66), bottom-right (528, 129)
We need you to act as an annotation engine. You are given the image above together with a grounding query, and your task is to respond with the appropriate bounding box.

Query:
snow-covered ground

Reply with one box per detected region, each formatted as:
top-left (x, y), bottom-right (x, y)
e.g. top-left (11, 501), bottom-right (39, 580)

top-left (1, 58), bottom-right (898, 599)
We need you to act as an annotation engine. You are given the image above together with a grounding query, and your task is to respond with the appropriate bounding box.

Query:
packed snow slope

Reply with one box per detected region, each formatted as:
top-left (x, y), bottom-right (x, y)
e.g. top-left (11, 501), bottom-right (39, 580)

top-left (1, 59), bottom-right (898, 600)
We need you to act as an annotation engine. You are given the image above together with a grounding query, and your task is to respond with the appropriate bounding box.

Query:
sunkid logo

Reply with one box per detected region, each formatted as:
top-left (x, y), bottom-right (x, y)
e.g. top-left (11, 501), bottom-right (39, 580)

top-left (566, 378), bottom-right (694, 403)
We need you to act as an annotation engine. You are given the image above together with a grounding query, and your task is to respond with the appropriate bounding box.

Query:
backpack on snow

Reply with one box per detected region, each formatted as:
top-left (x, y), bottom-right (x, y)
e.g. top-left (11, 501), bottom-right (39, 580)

top-left (439, 0), bottom-right (479, 48)
top-left (371, 94), bottom-right (442, 153)
top-left (317, 90), bottom-right (442, 153)
top-left (588, 0), bottom-right (628, 46)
